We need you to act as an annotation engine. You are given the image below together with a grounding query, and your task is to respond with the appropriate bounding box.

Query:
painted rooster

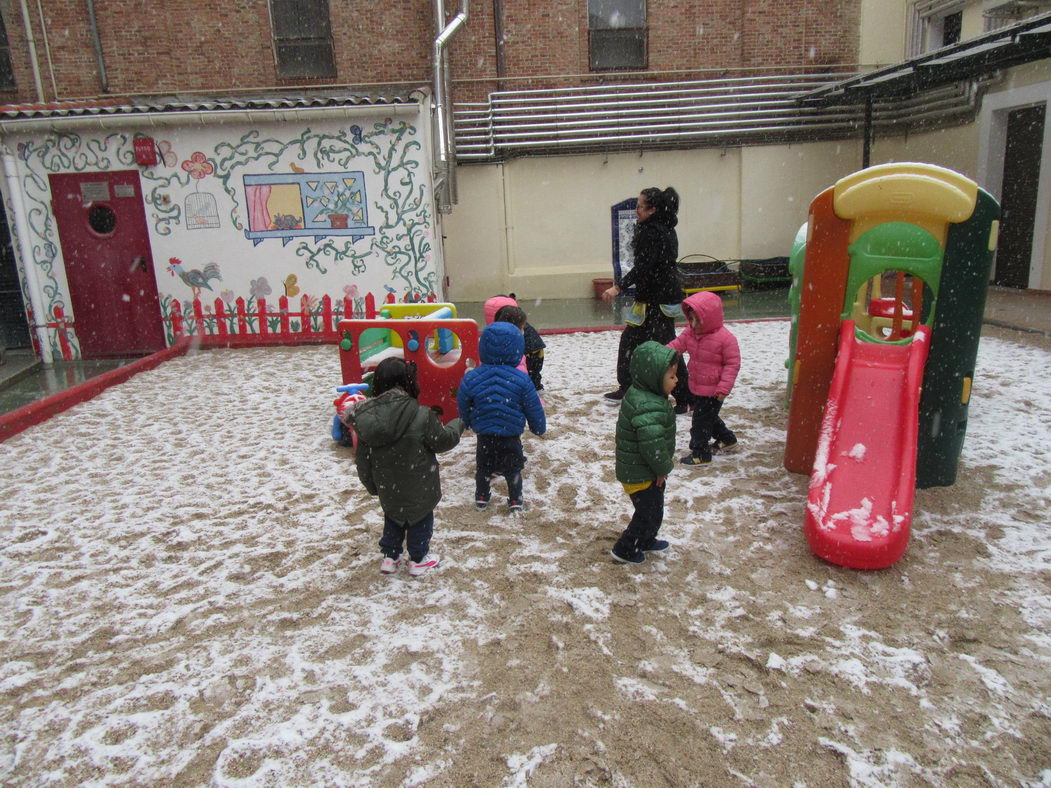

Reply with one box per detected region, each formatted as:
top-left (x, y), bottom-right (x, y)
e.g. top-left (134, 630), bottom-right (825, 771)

top-left (167, 257), bottom-right (222, 298)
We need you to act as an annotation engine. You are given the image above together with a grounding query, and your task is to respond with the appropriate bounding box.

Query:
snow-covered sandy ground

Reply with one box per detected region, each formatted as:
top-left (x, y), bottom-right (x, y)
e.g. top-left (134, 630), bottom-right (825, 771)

top-left (1, 321), bottom-right (1049, 787)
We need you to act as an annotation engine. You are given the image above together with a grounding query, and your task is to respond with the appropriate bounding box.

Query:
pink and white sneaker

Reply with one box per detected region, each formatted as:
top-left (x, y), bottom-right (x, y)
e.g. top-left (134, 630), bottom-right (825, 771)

top-left (380, 556), bottom-right (402, 575)
top-left (408, 553), bottom-right (441, 577)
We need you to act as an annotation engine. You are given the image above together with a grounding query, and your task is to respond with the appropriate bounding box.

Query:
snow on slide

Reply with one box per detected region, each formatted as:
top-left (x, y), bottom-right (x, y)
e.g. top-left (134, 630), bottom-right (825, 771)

top-left (805, 320), bottom-right (931, 569)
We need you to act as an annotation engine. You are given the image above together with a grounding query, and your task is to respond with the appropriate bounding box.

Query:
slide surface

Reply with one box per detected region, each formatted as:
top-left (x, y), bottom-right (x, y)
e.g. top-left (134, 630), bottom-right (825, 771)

top-left (805, 321), bottom-right (931, 570)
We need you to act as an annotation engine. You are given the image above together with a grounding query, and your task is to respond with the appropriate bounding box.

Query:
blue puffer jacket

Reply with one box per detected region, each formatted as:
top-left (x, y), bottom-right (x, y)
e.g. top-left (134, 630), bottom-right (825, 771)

top-left (458, 322), bottom-right (546, 437)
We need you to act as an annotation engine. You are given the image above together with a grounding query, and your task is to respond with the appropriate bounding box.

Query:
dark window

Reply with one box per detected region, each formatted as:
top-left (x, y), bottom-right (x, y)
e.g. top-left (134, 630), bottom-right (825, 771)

top-left (270, 0), bottom-right (336, 79)
top-left (87, 204), bottom-right (117, 236)
top-left (589, 0), bottom-right (647, 71)
top-left (0, 12), bottom-right (16, 89)
top-left (942, 11), bottom-right (962, 46)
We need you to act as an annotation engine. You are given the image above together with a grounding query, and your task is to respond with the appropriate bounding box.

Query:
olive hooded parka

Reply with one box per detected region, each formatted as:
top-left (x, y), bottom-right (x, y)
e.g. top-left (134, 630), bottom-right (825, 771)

top-left (615, 341), bottom-right (678, 484)
top-left (349, 388), bottom-right (464, 525)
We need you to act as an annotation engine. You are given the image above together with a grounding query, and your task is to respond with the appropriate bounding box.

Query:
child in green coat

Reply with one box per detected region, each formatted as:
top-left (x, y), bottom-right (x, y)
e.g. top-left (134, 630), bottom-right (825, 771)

top-left (611, 341), bottom-right (680, 564)
top-left (348, 358), bottom-right (464, 577)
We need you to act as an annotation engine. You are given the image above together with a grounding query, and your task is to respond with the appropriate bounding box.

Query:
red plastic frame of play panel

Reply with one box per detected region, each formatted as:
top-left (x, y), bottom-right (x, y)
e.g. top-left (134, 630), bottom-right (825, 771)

top-left (337, 318), bottom-right (480, 423)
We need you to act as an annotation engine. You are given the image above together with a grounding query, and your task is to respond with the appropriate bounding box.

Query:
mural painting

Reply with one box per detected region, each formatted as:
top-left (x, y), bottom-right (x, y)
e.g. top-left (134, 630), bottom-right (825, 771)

top-left (4, 110), bottom-right (440, 360)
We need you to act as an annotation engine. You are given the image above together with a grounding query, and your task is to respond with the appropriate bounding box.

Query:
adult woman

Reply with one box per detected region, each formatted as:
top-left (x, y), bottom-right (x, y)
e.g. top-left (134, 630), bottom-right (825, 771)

top-left (602, 186), bottom-right (689, 411)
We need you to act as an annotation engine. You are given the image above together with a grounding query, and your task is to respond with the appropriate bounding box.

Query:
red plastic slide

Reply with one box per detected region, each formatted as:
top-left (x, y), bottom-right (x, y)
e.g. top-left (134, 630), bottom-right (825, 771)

top-left (804, 320), bottom-right (931, 569)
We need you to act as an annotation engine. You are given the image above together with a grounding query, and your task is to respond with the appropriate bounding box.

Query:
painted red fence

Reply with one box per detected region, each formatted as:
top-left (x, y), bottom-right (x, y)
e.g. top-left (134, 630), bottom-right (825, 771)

top-left (170, 292), bottom-right (388, 343)
top-left (34, 290), bottom-right (443, 359)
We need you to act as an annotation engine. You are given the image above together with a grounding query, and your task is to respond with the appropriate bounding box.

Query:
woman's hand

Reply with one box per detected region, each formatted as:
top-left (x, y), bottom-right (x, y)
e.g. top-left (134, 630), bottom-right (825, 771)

top-left (602, 285), bottom-right (620, 303)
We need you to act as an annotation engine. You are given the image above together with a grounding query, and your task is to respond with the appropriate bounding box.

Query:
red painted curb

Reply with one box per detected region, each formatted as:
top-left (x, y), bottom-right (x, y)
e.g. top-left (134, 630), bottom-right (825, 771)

top-left (0, 338), bottom-right (191, 443)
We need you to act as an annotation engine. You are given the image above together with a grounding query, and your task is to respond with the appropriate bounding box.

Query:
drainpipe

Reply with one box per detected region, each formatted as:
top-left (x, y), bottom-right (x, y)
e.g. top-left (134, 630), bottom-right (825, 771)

top-left (2, 149), bottom-right (53, 364)
top-left (17, 0), bottom-right (44, 102)
top-left (434, 0), bottom-right (468, 213)
top-left (85, 0), bottom-right (109, 93)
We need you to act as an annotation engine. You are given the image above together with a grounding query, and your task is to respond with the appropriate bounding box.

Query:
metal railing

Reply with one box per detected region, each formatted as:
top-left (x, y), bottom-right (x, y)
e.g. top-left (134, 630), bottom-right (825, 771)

top-left (452, 72), bottom-right (985, 160)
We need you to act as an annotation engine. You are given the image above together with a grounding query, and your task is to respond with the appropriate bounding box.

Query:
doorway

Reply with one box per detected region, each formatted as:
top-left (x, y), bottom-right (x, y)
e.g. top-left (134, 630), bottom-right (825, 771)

top-left (995, 104), bottom-right (1045, 288)
top-left (0, 209), bottom-right (30, 350)
top-left (49, 171), bottom-right (165, 358)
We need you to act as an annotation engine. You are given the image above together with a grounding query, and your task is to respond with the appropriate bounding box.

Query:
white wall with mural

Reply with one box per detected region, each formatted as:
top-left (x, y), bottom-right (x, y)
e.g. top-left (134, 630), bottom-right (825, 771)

top-left (0, 100), bottom-right (441, 361)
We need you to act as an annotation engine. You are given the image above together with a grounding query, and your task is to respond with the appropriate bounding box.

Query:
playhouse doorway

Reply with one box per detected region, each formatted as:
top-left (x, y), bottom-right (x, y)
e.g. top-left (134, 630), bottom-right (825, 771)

top-left (49, 171), bottom-right (165, 358)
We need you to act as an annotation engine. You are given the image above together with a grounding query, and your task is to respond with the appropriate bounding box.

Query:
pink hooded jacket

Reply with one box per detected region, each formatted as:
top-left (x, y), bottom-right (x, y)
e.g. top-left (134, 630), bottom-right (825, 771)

top-left (483, 295), bottom-right (528, 375)
top-left (667, 291), bottom-right (741, 398)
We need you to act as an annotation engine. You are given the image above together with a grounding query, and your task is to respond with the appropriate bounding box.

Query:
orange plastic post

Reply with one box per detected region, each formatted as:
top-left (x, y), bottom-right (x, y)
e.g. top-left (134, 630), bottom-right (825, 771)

top-left (784, 187), bottom-right (853, 474)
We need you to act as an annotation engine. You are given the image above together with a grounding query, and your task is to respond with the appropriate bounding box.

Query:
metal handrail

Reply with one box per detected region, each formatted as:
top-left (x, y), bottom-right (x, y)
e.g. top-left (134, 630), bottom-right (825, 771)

top-left (452, 72), bottom-right (984, 159)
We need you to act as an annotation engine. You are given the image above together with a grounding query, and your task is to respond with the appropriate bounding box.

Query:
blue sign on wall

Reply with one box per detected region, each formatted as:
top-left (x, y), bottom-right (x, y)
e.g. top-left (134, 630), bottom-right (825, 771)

top-left (611, 197), bottom-right (638, 292)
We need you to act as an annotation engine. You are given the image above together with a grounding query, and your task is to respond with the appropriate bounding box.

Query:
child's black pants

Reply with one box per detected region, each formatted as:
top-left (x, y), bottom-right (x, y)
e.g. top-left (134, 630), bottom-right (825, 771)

top-left (689, 395), bottom-right (735, 457)
top-left (614, 481), bottom-right (664, 556)
top-left (380, 511), bottom-right (434, 563)
top-left (475, 434), bottom-right (525, 502)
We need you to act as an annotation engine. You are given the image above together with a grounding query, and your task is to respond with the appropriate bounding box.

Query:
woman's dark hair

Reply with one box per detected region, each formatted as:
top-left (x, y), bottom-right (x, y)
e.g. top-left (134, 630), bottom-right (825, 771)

top-left (371, 357), bottom-right (420, 399)
top-left (493, 304), bottom-right (527, 328)
top-left (640, 186), bottom-right (680, 227)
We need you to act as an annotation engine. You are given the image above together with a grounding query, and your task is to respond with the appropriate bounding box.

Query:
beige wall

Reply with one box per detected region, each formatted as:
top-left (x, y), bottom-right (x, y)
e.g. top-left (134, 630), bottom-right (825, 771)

top-left (444, 142), bottom-right (863, 301)
top-left (740, 142), bottom-right (862, 258)
top-left (870, 123), bottom-right (980, 178)
top-left (859, 0), bottom-right (907, 66)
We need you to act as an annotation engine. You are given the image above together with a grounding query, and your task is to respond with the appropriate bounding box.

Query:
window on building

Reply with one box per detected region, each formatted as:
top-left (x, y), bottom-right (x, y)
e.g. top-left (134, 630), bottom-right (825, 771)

top-left (909, 1), bottom-right (967, 55)
top-left (0, 12), bottom-right (16, 90)
top-left (983, 0), bottom-right (1051, 32)
top-left (269, 0), bottom-right (336, 79)
top-left (588, 0), bottom-right (647, 71)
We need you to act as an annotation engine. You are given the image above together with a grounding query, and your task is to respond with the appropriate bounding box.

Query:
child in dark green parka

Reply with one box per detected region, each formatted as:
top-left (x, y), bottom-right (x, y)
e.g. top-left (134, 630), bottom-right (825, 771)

top-left (348, 358), bottom-right (464, 577)
top-left (612, 341), bottom-right (680, 564)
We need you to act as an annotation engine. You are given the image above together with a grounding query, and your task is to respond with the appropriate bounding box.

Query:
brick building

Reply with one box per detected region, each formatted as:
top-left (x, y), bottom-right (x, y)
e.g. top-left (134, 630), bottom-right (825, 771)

top-left (0, 1), bottom-right (1048, 361)
top-left (0, 1), bottom-right (860, 104)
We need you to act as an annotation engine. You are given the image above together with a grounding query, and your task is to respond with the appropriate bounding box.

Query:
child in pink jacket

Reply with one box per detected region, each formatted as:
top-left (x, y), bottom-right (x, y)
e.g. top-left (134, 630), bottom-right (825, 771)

top-left (667, 291), bottom-right (741, 465)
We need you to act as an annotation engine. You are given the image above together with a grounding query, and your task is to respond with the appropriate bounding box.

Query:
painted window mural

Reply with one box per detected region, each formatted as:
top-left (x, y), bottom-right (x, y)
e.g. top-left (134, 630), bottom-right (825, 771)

top-left (243, 172), bottom-right (375, 245)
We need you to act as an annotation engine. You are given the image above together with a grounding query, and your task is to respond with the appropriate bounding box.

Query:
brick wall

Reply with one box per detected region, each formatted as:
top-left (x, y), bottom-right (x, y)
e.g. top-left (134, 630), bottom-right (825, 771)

top-left (0, 0), bottom-right (859, 105)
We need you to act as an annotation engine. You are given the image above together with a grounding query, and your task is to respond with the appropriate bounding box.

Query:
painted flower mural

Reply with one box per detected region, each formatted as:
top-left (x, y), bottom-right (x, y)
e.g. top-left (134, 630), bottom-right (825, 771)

top-left (251, 277), bottom-right (273, 299)
top-left (181, 152), bottom-right (214, 180)
top-left (157, 140), bottom-right (177, 167)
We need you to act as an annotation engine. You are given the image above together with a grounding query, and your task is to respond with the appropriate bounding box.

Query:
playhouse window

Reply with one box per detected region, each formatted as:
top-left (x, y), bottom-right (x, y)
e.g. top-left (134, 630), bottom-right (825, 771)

top-left (269, 0), bottom-right (336, 79)
top-left (589, 0), bottom-right (647, 71)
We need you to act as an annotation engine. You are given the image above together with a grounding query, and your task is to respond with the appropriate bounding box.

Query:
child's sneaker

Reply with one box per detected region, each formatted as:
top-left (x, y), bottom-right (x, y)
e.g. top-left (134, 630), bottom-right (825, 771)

top-left (680, 452), bottom-right (712, 466)
top-left (641, 539), bottom-right (670, 552)
top-left (475, 493), bottom-right (491, 510)
top-left (610, 547), bottom-right (645, 564)
top-left (379, 556), bottom-right (401, 574)
top-left (408, 554), bottom-right (440, 577)
top-left (713, 436), bottom-right (738, 453)
top-left (508, 499), bottom-right (524, 513)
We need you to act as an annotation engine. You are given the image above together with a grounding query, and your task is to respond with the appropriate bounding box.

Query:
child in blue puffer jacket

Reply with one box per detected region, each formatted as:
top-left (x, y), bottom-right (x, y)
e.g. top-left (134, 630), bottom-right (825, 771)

top-left (457, 321), bottom-right (547, 512)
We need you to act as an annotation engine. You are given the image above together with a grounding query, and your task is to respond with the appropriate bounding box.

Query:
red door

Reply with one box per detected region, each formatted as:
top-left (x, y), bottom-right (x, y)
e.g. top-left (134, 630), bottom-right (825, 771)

top-left (49, 171), bottom-right (165, 358)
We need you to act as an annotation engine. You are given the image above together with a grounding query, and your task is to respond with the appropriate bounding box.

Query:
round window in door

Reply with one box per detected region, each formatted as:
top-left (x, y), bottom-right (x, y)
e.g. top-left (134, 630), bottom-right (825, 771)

top-left (87, 203), bottom-right (117, 236)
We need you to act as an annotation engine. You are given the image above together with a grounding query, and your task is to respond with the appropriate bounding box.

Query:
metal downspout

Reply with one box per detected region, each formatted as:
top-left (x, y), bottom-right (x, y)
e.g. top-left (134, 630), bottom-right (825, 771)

top-left (2, 149), bottom-right (52, 364)
top-left (85, 0), bottom-right (109, 93)
top-left (17, 0), bottom-right (44, 102)
top-left (434, 0), bottom-right (468, 212)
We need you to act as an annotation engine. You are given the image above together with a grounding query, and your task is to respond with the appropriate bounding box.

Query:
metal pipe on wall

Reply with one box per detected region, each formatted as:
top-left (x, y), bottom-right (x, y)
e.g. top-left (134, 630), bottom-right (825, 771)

top-left (35, 0), bottom-right (58, 101)
top-left (85, 0), bottom-right (109, 93)
top-left (17, 0), bottom-right (44, 102)
top-left (433, 0), bottom-right (468, 212)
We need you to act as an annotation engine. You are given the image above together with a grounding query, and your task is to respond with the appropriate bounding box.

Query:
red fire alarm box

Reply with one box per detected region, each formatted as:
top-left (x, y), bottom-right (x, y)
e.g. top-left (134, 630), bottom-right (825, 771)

top-left (134, 137), bottom-right (157, 166)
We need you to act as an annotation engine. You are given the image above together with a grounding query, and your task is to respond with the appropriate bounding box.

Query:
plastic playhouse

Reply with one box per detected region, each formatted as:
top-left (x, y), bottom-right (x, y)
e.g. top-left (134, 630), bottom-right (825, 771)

top-left (335, 301), bottom-right (479, 426)
top-left (784, 163), bottom-right (1000, 570)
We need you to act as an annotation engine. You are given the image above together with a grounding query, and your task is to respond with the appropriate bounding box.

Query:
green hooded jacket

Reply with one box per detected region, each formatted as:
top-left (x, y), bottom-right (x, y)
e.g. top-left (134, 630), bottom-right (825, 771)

top-left (349, 389), bottom-right (464, 524)
top-left (615, 341), bottom-right (678, 484)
